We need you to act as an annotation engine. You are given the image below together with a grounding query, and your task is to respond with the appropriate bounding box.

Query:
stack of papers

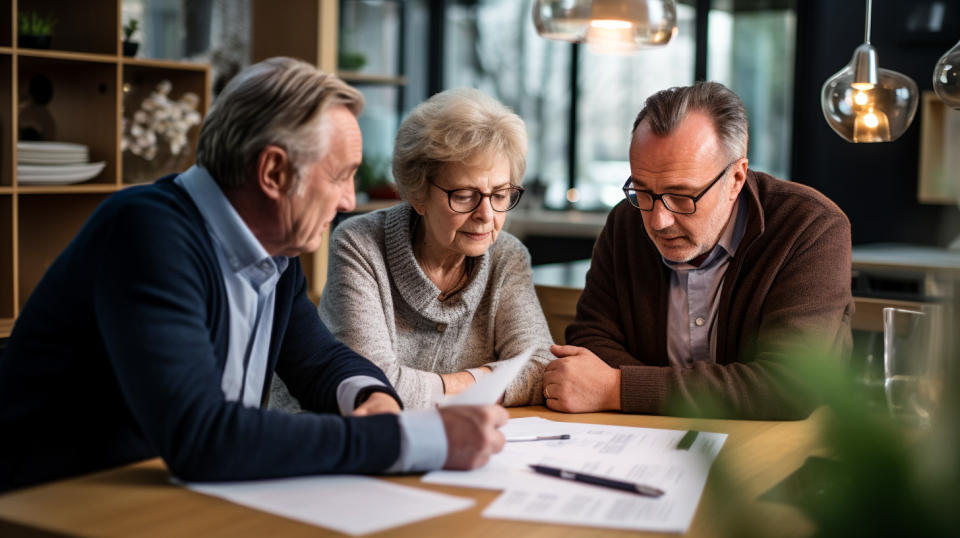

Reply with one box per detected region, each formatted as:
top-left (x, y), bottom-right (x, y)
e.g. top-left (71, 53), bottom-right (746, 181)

top-left (424, 417), bottom-right (727, 533)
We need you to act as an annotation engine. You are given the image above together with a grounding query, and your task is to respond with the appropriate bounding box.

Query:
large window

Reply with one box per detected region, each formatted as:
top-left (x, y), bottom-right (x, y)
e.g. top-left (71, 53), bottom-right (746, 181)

top-left (444, 0), bottom-right (572, 209)
top-left (707, 4), bottom-right (795, 179)
top-left (443, 0), bottom-right (796, 211)
top-left (573, 3), bottom-right (696, 210)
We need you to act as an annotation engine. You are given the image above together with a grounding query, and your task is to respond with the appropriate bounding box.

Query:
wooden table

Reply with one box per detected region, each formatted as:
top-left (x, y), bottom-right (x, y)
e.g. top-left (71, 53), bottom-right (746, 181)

top-left (0, 407), bottom-right (828, 537)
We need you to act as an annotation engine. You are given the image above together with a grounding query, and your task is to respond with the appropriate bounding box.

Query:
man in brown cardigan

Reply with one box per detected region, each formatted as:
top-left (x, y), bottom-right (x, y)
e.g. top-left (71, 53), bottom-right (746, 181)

top-left (542, 82), bottom-right (852, 420)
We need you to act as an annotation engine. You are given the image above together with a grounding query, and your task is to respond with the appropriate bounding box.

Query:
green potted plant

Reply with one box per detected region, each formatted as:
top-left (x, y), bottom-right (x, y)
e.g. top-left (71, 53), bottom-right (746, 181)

top-left (122, 18), bottom-right (140, 57)
top-left (18, 11), bottom-right (57, 50)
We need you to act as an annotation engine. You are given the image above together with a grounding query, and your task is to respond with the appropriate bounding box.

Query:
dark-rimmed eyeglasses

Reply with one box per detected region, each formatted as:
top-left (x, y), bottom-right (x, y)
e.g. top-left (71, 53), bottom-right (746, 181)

top-left (622, 161), bottom-right (737, 215)
top-left (429, 180), bottom-right (525, 213)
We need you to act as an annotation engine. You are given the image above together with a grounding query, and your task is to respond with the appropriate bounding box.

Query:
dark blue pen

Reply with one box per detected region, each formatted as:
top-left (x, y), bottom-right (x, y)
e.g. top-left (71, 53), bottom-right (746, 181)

top-left (528, 464), bottom-right (665, 498)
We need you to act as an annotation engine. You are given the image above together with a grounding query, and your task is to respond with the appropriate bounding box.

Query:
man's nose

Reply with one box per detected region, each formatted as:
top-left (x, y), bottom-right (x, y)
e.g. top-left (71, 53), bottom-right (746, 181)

top-left (649, 199), bottom-right (675, 230)
top-left (338, 177), bottom-right (357, 213)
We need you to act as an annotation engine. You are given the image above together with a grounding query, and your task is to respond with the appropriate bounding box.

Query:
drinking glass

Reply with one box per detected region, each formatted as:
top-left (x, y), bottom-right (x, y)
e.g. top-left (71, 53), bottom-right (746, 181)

top-left (883, 307), bottom-right (943, 427)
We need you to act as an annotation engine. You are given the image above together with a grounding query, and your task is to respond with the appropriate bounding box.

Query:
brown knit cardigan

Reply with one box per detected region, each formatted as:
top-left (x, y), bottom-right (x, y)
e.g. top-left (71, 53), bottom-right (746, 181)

top-left (567, 170), bottom-right (853, 420)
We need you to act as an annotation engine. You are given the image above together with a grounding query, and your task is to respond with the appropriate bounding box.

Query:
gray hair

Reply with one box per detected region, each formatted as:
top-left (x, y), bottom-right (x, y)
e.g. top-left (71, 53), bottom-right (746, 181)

top-left (196, 57), bottom-right (364, 190)
top-left (632, 81), bottom-right (748, 160)
top-left (392, 88), bottom-right (527, 203)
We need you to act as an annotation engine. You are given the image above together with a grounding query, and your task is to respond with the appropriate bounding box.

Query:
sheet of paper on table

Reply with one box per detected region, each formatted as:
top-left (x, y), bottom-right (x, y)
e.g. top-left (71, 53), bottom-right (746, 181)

top-left (184, 475), bottom-right (474, 536)
top-left (439, 346), bottom-right (534, 406)
top-left (423, 417), bottom-right (727, 533)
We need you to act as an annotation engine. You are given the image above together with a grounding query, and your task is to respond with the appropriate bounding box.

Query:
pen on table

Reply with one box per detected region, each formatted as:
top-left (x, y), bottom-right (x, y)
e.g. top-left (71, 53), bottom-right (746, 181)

top-left (505, 434), bottom-right (571, 442)
top-left (529, 464), bottom-right (665, 498)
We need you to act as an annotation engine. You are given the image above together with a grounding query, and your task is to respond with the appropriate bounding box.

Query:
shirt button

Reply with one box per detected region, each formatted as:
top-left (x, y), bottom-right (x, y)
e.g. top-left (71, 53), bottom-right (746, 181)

top-left (695, 317), bottom-right (705, 327)
top-left (436, 323), bottom-right (446, 332)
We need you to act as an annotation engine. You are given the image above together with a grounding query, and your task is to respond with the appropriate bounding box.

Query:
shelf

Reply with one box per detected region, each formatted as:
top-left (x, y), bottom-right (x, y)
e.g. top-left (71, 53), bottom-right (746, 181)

top-left (121, 57), bottom-right (210, 71)
top-left (0, 196), bottom-right (12, 319)
top-left (0, 53), bottom-right (11, 187)
top-left (16, 184), bottom-right (120, 194)
top-left (338, 71), bottom-right (407, 85)
top-left (18, 56), bottom-right (119, 185)
top-left (15, 49), bottom-right (118, 64)
top-left (121, 65), bottom-right (209, 184)
top-left (1, 0), bottom-right (211, 320)
top-left (0, 318), bottom-right (14, 339)
top-left (16, 0), bottom-right (119, 55)
top-left (17, 193), bottom-right (110, 307)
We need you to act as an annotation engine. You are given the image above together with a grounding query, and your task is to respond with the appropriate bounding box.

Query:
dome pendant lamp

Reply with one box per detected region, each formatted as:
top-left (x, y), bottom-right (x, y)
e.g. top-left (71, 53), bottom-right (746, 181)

top-left (821, 0), bottom-right (918, 143)
top-left (532, 0), bottom-right (677, 52)
top-left (933, 38), bottom-right (960, 109)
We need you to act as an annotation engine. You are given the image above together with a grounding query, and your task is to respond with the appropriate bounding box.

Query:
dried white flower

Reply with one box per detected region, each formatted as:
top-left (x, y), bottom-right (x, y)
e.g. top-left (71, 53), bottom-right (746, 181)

top-left (123, 79), bottom-right (203, 162)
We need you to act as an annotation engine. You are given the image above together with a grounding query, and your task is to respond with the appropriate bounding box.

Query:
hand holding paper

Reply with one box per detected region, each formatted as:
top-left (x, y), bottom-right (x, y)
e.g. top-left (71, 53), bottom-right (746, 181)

top-left (440, 347), bottom-right (535, 407)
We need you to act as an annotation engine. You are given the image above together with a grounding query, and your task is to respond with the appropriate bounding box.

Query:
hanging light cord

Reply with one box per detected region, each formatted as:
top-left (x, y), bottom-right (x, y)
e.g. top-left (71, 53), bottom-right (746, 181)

top-left (864, 0), bottom-right (872, 44)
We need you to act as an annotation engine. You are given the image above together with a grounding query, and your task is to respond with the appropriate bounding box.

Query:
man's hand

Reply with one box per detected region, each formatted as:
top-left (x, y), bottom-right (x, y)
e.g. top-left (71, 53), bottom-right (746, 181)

top-left (439, 405), bottom-right (508, 470)
top-left (543, 345), bottom-right (621, 413)
top-left (352, 392), bottom-right (401, 416)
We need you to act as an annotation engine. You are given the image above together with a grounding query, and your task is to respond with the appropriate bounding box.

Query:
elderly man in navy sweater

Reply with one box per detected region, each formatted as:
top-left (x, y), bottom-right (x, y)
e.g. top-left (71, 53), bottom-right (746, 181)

top-left (0, 57), bottom-right (507, 492)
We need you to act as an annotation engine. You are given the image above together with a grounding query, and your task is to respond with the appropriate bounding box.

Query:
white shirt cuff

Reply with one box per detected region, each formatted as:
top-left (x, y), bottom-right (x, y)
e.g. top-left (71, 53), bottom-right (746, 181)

top-left (336, 375), bottom-right (388, 415)
top-left (386, 408), bottom-right (447, 473)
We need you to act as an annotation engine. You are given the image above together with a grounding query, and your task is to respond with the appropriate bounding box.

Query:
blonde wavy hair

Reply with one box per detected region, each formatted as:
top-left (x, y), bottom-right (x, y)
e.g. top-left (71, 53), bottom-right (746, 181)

top-left (392, 88), bottom-right (527, 203)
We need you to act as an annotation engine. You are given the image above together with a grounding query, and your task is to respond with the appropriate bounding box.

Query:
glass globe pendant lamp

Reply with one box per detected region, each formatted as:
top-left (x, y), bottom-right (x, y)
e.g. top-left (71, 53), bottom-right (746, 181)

top-left (532, 0), bottom-right (677, 52)
top-left (933, 39), bottom-right (960, 109)
top-left (532, 0), bottom-right (593, 42)
top-left (821, 0), bottom-right (918, 143)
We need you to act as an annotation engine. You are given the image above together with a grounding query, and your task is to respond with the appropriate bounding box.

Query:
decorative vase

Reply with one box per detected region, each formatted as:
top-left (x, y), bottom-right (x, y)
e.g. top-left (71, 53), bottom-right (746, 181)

top-left (122, 41), bottom-right (139, 57)
top-left (18, 35), bottom-right (51, 49)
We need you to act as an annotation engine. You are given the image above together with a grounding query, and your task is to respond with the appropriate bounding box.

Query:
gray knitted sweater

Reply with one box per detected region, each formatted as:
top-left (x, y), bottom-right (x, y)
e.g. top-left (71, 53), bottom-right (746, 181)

top-left (314, 202), bottom-right (554, 409)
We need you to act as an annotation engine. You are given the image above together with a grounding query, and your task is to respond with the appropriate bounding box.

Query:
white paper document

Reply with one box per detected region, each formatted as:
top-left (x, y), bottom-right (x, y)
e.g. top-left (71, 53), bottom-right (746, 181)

top-left (439, 346), bottom-right (534, 407)
top-left (184, 475), bottom-right (474, 536)
top-left (423, 417), bottom-right (726, 533)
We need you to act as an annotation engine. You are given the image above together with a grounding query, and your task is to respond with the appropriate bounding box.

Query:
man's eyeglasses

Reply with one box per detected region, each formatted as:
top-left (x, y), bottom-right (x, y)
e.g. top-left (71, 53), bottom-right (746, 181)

top-left (429, 180), bottom-right (525, 213)
top-left (622, 161), bottom-right (736, 215)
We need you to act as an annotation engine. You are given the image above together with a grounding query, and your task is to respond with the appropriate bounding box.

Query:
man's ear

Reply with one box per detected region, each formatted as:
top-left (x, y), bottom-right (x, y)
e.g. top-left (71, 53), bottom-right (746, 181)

top-left (728, 157), bottom-right (748, 200)
top-left (256, 145), bottom-right (294, 200)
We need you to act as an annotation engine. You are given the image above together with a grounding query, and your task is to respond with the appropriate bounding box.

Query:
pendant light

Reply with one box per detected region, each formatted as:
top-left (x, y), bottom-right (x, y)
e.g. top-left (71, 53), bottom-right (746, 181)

top-left (933, 39), bottom-right (960, 109)
top-left (821, 0), bottom-right (918, 143)
top-left (532, 0), bottom-right (592, 43)
top-left (532, 0), bottom-right (677, 52)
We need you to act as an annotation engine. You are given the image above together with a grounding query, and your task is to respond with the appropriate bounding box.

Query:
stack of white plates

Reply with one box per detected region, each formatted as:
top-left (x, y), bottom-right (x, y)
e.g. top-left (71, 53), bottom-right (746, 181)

top-left (17, 141), bottom-right (106, 185)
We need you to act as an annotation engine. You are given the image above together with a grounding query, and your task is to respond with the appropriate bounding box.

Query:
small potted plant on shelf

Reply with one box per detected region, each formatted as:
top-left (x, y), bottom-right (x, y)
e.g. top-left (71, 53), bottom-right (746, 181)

top-left (18, 11), bottom-right (57, 50)
top-left (122, 18), bottom-right (140, 57)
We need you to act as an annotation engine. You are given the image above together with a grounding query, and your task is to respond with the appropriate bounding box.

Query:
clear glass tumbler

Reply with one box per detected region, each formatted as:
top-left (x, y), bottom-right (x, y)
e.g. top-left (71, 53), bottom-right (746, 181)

top-left (883, 307), bottom-right (942, 427)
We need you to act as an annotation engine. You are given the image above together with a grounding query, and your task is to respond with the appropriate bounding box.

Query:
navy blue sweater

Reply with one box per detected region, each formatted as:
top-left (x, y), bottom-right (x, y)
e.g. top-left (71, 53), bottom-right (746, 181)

top-left (0, 177), bottom-right (402, 491)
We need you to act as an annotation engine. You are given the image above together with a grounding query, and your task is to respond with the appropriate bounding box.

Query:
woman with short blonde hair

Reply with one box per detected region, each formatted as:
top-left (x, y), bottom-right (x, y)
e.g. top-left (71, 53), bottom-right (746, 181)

top-left (316, 88), bottom-right (553, 408)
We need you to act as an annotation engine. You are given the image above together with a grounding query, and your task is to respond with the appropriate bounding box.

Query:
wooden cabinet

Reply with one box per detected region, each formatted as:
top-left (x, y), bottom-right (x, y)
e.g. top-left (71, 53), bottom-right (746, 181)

top-left (0, 0), bottom-right (211, 337)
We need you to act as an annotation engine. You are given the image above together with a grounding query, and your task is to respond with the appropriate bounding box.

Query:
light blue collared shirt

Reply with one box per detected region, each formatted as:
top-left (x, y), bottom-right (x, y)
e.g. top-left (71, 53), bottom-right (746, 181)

top-left (175, 166), bottom-right (446, 471)
top-left (664, 194), bottom-right (748, 367)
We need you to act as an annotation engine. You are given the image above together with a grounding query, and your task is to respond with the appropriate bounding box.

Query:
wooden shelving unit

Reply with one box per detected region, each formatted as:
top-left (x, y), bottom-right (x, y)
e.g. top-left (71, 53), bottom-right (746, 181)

top-left (0, 0), bottom-right (211, 337)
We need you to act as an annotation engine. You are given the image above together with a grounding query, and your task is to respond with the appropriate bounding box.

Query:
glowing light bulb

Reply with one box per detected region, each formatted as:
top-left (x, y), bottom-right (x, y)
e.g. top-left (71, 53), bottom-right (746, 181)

top-left (854, 91), bottom-right (869, 106)
top-left (586, 19), bottom-right (639, 54)
top-left (591, 19), bottom-right (633, 30)
top-left (853, 107), bottom-right (890, 143)
top-left (566, 188), bottom-right (580, 203)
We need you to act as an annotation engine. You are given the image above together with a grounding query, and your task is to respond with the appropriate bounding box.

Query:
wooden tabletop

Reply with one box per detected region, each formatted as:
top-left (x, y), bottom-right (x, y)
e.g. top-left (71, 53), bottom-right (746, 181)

top-left (0, 407), bottom-right (829, 537)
